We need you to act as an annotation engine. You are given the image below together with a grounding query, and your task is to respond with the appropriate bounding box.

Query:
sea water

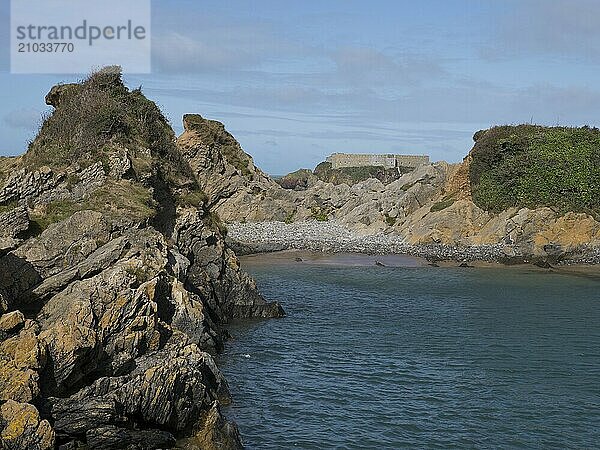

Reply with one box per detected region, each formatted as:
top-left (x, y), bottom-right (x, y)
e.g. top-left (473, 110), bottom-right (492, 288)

top-left (220, 253), bottom-right (600, 449)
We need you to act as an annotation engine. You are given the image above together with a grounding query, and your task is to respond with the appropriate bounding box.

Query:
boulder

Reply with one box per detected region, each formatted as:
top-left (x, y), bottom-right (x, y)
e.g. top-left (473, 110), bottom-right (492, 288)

top-left (0, 205), bottom-right (29, 239)
top-left (0, 320), bottom-right (46, 403)
top-left (0, 310), bottom-right (25, 335)
top-left (44, 83), bottom-right (80, 108)
top-left (0, 401), bottom-right (55, 450)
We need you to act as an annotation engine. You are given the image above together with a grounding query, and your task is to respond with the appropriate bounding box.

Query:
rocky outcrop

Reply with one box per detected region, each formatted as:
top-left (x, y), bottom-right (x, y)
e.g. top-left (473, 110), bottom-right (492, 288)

top-left (0, 68), bottom-right (283, 449)
top-left (177, 117), bottom-right (454, 234)
top-left (177, 114), bottom-right (290, 220)
top-left (0, 400), bottom-right (54, 450)
top-left (180, 117), bottom-right (600, 262)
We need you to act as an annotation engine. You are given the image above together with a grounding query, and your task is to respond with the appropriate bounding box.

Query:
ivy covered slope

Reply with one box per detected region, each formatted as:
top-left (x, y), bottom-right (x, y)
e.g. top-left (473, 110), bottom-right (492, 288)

top-left (470, 125), bottom-right (600, 217)
top-left (0, 67), bottom-right (282, 450)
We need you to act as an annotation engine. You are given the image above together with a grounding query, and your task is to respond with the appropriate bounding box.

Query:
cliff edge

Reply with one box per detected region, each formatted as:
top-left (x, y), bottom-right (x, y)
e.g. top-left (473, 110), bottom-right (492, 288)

top-left (180, 116), bottom-right (600, 263)
top-left (0, 67), bottom-right (283, 450)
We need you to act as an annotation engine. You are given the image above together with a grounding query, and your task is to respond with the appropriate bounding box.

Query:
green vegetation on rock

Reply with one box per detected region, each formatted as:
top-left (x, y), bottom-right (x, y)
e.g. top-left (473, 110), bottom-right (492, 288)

top-left (313, 161), bottom-right (403, 186)
top-left (430, 195), bottom-right (456, 212)
top-left (0, 157), bottom-right (21, 184)
top-left (14, 67), bottom-right (212, 235)
top-left (310, 206), bottom-right (329, 221)
top-left (183, 114), bottom-right (252, 176)
top-left (470, 125), bottom-right (600, 216)
top-left (384, 214), bottom-right (397, 226)
top-left (26, 67), bottom-right (195, 189)
top-left (29, 180), bottom-right (156, 231)
top-left (176, 190), bottom-right (209, 208)
top-left (284, 211), bottom-right (295, 224)
top-left (0, 201), bottom-right (17, 215)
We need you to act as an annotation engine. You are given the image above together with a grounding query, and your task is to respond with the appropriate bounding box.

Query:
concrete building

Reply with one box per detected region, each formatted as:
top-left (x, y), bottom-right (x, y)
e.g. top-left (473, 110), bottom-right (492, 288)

top-left (326, 153), bottom-right (429, 170)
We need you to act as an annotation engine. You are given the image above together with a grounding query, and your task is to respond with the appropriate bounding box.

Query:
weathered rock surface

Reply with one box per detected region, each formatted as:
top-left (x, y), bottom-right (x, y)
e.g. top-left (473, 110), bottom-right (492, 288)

top-left (0, 400), bottom-right (55, 450)
top-left (1, 69), bottom-right (281, 449)
top-left (179, 118), bottom-right (600, 262)
top-left (177, 114), bottom-right (294, 222)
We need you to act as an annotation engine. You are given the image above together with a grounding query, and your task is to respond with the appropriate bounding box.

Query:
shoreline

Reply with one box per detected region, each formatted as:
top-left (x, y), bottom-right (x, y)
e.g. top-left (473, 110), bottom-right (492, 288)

top-left (239, 250), bottom-right (600, 283)
top-left (239, 249), bottom-right (600, 278)
top-left (227, 221), bottom-right (600, 267)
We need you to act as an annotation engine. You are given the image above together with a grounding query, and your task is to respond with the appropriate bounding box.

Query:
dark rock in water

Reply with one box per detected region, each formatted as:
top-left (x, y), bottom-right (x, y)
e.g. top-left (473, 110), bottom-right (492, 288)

top-left (375, 260), bottom-right (386, 267)
top-left (295, 257), bottom-right (303, 262)
top-left (459, 262), bottom-right (474, 268)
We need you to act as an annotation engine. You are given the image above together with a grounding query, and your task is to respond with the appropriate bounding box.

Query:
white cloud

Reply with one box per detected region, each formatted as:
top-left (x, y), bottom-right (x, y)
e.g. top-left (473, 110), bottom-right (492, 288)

top-left (482, 0), bottom-right (600, 62)
top-left (151, 16), bottom-right (306, 73)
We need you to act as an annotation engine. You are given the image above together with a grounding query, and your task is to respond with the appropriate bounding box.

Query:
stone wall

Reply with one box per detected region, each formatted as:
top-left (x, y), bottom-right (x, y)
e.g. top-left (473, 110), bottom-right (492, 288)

top-left (326, 153), bottom-right (429, 170)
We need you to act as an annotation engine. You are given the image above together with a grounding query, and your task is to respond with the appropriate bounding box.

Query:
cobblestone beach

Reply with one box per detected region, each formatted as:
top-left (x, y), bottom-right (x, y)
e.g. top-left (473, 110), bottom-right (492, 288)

top-left (227, 221), bottom-right (600, 265)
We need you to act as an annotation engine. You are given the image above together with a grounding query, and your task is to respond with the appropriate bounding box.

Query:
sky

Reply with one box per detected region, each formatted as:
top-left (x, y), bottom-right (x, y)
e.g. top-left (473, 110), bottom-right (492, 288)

top-left (1, 0), bottom-right (600, 174)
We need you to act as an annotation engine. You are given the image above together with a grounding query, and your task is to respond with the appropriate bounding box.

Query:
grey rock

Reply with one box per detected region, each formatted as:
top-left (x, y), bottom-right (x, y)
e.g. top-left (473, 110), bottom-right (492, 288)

top-left (0, 205), bottom-right (29, 238)
top-left (45, 83), bottom-right (80, 108)
top-left (85, 426), bottom-right (175, 450)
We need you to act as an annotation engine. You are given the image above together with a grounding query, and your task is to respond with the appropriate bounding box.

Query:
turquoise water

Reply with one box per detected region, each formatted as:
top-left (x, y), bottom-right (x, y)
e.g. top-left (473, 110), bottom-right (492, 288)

top-left (220, 254), bottom-right (600, 449)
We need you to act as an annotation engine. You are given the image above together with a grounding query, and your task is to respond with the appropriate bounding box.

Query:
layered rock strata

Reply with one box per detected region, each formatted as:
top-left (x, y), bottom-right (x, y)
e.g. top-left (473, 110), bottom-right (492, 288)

top-left (0, 68), bottom-right (283, 450)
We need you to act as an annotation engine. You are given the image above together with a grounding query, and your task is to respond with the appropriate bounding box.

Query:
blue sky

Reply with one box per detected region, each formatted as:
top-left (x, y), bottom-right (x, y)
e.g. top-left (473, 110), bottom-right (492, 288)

top-left (1, 0), bottom-right (600, 173)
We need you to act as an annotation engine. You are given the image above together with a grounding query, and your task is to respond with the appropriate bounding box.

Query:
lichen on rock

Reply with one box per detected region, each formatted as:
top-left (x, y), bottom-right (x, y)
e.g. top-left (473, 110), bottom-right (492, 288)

top-left (0, 67), bottom-right (283, 449)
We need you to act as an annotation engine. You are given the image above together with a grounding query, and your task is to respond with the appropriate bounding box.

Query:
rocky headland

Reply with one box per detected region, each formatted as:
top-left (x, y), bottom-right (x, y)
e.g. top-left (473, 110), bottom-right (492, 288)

top-left (0, 68), bottom-right (283, 450)
top-left (179, 115), bottom-right (600, 265)
top-left (2, 64), bottom-right (600, 450)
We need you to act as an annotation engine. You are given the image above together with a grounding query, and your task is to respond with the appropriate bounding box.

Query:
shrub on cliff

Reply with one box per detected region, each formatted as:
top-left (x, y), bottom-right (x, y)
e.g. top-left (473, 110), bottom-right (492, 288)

top-left (26, 66), bottom-right (193, 187)
top-left (276, 169), bottom-right (314, 190)
top-left (469, 125), bottom-right (600, 216)
top-left (313, 161), bottom-right (403, 185)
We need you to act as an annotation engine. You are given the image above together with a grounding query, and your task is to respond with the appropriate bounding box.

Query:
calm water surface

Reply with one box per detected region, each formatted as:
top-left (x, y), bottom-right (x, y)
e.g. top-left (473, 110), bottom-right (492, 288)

top-left (220, 253), bottom-right (600, 449)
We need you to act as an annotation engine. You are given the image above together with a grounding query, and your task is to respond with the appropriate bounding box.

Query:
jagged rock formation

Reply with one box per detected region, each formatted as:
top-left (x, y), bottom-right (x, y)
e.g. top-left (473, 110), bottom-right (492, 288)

top-left (177, 114), bottom-right (293, 222)
top-left (174, 116), bottom-right (452, 230)
top-left (0, 68), bottom-right (283, 450)
top-left (176, 118), bottom-right (600, 262)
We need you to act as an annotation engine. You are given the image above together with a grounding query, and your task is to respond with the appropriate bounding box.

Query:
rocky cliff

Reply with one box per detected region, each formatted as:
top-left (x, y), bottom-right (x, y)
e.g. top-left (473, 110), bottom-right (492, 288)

top-left (176, 118), bottom-right (600, 262)
top-left (0, 68), bottom-right (283, 450)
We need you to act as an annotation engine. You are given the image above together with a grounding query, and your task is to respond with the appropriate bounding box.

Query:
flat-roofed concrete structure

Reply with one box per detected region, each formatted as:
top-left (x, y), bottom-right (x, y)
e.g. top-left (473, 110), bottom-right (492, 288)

top-left (326, 153), bottom-right (430, 170)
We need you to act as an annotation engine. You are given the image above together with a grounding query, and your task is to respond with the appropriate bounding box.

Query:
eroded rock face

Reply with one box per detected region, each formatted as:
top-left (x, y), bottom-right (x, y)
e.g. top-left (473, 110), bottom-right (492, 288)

top-left (177, 114), bottom-right (294, 223)
top-left (1, 71), bottom-right (281, 449)
top-left (182, 118), bottom-right (600, 259)
top-left (0, 319), bottom-right (46, 403)
top-left (0, 207), bottom-right (269, 447)
top-left (0, 400), bottom-right (55, 450)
